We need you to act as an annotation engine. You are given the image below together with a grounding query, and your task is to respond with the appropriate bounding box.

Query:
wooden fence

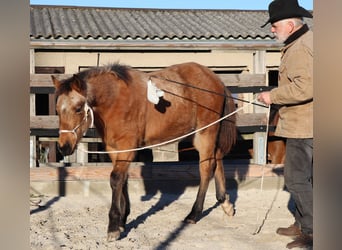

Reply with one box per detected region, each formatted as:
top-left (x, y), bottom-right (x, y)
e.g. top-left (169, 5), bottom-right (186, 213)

top-left (30, 73), bottom-right (273, 168)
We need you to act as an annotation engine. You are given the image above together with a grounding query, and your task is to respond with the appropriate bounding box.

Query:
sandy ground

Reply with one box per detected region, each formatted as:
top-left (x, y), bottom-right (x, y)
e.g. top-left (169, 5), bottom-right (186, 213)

top-left (29, 180), bottom-right (306, 250)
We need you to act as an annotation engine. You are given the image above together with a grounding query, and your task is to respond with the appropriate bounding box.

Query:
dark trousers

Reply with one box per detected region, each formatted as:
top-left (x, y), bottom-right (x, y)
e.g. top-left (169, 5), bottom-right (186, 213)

top-left (284, 138), bottom-right (313, 234)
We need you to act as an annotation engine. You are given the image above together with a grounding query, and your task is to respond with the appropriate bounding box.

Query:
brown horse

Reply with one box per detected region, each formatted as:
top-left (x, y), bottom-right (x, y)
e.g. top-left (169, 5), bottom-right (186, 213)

top-left (52, 62), bottom-right (237, 241)
top-left (267, 105), bottom-right (286, 164)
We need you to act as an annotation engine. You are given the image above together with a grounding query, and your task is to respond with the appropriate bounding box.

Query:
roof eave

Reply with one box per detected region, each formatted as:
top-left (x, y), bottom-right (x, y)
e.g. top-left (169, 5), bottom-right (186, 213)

top-left (30, 38), bottom-right (281, 50)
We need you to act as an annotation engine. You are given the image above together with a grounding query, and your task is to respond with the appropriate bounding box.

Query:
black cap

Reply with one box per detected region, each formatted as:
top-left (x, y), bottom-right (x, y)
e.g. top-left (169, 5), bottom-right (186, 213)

top-left (261, 0), bottom-right (313, 28)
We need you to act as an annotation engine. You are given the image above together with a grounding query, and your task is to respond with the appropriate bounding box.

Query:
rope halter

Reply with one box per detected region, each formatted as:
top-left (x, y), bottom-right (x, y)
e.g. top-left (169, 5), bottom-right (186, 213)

top-left (59, 103), bottom-right (94, 139)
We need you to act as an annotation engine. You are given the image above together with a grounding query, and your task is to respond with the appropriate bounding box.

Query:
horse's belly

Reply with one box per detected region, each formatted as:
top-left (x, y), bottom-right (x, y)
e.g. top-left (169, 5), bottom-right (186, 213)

top-left (144, 118), bottom-right (193, 145)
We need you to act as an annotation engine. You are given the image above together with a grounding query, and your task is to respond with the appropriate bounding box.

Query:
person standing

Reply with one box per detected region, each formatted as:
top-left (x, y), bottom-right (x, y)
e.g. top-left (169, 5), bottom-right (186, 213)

top-left (258, 0), bottom-right (313, 248)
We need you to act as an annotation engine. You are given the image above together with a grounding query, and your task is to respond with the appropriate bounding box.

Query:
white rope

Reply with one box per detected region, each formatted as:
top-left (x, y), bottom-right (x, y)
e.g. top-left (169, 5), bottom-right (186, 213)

top-left (59, 103), bottom-right (94, 137)
top-left (78, 97), bottom-right (266, 154)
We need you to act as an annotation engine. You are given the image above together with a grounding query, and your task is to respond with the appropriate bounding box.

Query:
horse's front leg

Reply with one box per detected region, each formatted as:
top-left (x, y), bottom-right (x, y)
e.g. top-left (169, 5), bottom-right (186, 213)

top-left (107, 152), bottom-right (134, 242)
top-left (107, 167), bottom-right (128, 241)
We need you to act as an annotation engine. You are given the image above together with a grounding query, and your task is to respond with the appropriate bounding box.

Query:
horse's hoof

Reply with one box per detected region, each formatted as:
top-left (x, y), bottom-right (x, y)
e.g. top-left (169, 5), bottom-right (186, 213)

top-left (221, 200), bottom-right (235, 217)
top-left (183, 218), bottom-right (197, 224)
top-left (183, 214), bottom-right (197, 224)
top-left (107, 231), bottom-right (120, 242)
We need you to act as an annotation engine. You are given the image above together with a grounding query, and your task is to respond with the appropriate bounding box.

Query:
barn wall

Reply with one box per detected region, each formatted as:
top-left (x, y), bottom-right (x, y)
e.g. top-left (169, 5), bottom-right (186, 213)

top-left (33, 49), bottom-right (280, 74)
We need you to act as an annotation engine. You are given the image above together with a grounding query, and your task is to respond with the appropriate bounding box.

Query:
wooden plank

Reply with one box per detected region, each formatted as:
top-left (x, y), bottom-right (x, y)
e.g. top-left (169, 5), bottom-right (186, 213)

top-left (30, 86), bottom-right (55, 94)
top-left (236, 113), bottom-right (267, 127)
top-left (220, 74), bottom-right (266, 87)
top-left (30, 74), bottom-right (72, 87)
top-left (30, 73), bottom-right (265, 87)
top-left (35, 66), bottom-right (65, 74)
top-left (228, 86), bottom-right (273, 93)
top-left (30, 113), bottom-right (267, 131)
top-left (30, 163), bottom-right (284, 181)
top-left (30, 115), bottom-right (59, 129)
top-left (30, 128), bottom-right (98, 137)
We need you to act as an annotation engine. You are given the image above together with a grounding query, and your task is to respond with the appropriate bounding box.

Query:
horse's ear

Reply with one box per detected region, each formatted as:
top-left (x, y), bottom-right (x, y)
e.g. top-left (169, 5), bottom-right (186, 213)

top-left (51, 75), bottom-right (61, 89)
top-left (72, 74), bottom-right (83, 92)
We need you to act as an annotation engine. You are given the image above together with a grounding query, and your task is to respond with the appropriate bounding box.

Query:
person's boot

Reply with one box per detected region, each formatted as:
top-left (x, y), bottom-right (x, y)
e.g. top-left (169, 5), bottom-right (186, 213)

top-left (276, 224), bottom-right (301, 237)
top-left (286, 233), bottom-right (313, 249)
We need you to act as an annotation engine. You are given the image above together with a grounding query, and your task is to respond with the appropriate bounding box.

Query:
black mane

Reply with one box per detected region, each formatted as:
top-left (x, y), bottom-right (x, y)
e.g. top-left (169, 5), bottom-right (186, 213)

top-left (109, 63), bottom-right (132, 83)
top-left (55, 63), bottom-right (132, 96)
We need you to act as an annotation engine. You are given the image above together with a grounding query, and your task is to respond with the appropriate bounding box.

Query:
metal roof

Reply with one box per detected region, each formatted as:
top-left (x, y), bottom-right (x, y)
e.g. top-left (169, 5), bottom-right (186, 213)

top-left (30, 5), bottom-right (313, 47)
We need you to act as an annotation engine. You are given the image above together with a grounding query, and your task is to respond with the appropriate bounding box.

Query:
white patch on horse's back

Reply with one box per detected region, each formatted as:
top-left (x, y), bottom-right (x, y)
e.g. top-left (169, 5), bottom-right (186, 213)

top-left (147, 79), bottom-right (164, 104)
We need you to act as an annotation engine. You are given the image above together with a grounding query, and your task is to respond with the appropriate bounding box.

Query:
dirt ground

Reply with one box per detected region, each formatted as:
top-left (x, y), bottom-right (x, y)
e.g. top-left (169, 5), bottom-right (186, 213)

top-left (29, 179), bottom-right (306, 250)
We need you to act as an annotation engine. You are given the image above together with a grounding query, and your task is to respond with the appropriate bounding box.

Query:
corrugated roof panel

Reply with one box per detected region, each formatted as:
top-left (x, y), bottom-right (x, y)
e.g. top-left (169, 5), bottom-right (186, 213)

top-left (86, 9), bottom-right (110, 38)
top-left (30, 6), bottom-right (312, 41)
top-left (31, 7), bottom-right (54, 38)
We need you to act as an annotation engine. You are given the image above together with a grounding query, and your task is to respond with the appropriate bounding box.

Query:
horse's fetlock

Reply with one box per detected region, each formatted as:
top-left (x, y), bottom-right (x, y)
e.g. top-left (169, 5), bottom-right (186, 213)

top-left (221, 199), bottom-right (235, 217)
top-left (216, 194), bottom-right (226, 203)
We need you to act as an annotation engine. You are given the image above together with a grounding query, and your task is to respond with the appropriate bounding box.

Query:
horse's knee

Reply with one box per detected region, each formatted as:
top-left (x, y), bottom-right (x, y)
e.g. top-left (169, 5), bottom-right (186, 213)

top-left (109, 171), bottom-right (120, 189)
top-left (110, 170), bottom-right (128, 189)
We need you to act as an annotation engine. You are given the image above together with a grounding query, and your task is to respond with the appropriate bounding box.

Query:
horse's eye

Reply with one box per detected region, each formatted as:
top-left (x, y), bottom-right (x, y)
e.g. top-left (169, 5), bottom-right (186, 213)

top-left (75, 106), bottom-right (82, 113)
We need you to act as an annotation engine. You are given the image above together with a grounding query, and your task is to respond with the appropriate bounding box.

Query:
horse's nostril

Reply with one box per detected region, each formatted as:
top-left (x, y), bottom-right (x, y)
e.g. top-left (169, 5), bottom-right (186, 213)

top-left (57, 142), bottom-right (73, 156)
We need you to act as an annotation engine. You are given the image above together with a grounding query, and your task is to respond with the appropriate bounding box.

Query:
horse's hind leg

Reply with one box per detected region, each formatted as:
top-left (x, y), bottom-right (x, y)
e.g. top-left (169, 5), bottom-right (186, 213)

top-left (214, 150), bottom-right (234, 216)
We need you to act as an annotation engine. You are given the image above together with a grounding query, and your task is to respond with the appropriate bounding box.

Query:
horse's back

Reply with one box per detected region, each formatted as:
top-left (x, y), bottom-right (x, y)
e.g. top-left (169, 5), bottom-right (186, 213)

top-left (149, 62), bottom-right (225, 100)
top-left (155, 62), bottom-right (222, 87)
top-left (143, 62), bottom-right (227, 144)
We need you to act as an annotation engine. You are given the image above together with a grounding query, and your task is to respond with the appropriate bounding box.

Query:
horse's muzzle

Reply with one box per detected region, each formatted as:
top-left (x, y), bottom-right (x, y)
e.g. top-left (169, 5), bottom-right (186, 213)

top-left (57, 141), bottom-right (74, 156)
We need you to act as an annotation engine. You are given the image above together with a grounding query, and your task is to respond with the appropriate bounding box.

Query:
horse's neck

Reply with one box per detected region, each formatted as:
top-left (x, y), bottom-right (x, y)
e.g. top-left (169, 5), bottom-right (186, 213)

top-left (86, 78), bottom-right (115, 107)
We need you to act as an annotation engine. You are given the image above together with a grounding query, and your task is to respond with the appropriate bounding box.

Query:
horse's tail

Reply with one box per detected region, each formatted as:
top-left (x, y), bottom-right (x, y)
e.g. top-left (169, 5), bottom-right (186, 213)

top-left (217, 88), bottom-right (237, 155)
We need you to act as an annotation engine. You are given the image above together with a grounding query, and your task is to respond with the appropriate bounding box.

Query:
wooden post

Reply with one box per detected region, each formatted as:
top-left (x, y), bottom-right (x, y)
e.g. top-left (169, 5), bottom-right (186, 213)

top-left (30, 49), bottom-right (36, 168)
top-left (76, 143), bottom-right (88, 165)
top-left (252, 50), bottom-right (267, 164)
top-left (152, 142), bottom-right (179, 162)
top-left (48, 93), bottom-right (57, 162)
top-left (253, 132), bottom-right (267, 165)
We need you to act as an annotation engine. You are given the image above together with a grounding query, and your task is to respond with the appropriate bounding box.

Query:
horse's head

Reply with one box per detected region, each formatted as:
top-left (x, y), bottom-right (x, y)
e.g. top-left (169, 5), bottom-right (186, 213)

top-left (52, 75), bottom-right (93, 156)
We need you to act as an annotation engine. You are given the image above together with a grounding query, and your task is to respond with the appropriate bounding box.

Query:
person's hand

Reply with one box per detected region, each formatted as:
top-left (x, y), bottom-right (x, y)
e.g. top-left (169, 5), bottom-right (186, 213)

top-left (257, 91), bottom-right (272, 105)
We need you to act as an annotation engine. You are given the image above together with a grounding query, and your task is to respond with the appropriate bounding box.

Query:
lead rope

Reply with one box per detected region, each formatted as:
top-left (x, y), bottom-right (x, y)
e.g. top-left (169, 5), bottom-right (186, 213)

top-left (253, 102), bottom-right (271, 235)
top-left (78, 97), bottom-right (262, 154)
